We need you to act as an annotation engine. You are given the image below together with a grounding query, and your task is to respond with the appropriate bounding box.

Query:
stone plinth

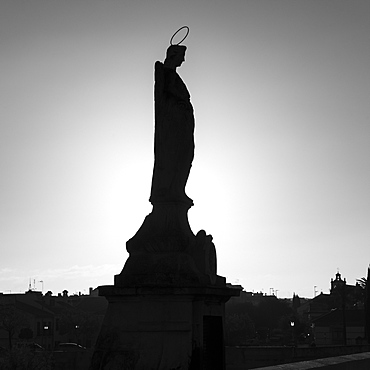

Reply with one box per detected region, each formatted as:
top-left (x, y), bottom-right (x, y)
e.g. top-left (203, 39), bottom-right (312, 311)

top-left (89, 202), bottom-right (241, 369)
top-left (90, 200), bottom-right (241, 369)
top-left (90, 284), bottom-right (240, 370)
top-left (114, 201), bottom-right (220, 288)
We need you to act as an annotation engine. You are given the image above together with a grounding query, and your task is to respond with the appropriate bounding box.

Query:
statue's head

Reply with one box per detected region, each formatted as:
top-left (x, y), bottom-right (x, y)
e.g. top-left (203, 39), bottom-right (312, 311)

top-left (164, 45), bottom-right (187, 69)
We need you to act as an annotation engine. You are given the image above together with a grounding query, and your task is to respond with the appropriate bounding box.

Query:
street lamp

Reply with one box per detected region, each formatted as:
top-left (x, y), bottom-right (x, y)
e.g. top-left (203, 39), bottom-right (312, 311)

top-left (290, 321), bottom-right (295, 346)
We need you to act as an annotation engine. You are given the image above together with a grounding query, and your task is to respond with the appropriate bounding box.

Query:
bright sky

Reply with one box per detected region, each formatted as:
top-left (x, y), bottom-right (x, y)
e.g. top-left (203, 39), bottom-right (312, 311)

top-left (1, 0), bottom-right (369, 298)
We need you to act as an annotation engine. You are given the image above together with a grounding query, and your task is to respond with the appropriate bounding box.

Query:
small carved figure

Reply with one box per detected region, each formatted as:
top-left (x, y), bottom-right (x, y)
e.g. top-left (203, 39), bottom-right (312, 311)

top-left (150, 44), bottom-right (194, 205)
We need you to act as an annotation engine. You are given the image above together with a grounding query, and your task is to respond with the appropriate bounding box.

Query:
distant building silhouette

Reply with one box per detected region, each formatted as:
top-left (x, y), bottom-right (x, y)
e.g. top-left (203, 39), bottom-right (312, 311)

top-left (0, 288), bottom-right (107, 350)
top-left (226, 290), bottom-right (292, 346)
top-left (224, 270), bottom-right (368, 348)
top-left (312, 308), bottom-right (365, 345)
top-left (296, 271), bottom-right (366, 345)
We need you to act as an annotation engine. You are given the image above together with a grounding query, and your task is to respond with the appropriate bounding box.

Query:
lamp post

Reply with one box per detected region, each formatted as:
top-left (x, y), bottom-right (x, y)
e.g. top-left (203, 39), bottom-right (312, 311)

top-left (290, 321), bottom-right (295, 346)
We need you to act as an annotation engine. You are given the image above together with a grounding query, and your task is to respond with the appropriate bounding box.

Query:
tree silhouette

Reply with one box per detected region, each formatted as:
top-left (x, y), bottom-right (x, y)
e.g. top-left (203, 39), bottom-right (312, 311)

top-left (225, 311), bottom-right (255, 345)
top-left (363, 268), bottom-right (370, 343)
top-left (225, 297), bottom-right (293, 345)
top-left (59, 307), bottom-right (101, 346)
top-left (356, 269), bottom-right (369, 343)
top-left (0, 304), bottom-right (29, 349)
top-left (356, 277), bottom-right (367, 289)
top-left (18, 327), bottom-right (33, 340)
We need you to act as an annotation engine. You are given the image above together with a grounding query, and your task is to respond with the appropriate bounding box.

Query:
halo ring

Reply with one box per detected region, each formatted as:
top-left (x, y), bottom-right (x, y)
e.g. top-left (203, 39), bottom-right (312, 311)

top-left (170, 26), bottom-right (190, 46)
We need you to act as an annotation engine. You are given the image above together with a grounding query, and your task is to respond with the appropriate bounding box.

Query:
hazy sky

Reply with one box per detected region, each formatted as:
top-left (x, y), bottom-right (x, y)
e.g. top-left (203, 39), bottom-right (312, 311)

top-left (1, 0), bottom-right (369, 298)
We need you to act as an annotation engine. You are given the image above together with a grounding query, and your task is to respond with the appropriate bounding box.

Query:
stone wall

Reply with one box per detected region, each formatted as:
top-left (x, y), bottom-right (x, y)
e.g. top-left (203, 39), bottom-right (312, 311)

top-left (226, 345), bottom-right (370, 369)
top-left (252, 352), bottom-right (370, 370)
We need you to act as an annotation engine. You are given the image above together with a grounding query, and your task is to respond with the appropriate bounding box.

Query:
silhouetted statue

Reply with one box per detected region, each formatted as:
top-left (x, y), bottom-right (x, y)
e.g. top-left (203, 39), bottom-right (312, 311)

top-left (150, 45), bottom-right (194, 205)
top-left (116, 28), bottom-right (219, 284)
top-left (91, 28), bottom-right (240, 370)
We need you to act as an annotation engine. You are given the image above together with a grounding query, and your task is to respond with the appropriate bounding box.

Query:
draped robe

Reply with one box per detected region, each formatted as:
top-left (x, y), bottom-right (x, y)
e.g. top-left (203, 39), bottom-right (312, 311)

top-left (150, 61), bottom-right (195, 205)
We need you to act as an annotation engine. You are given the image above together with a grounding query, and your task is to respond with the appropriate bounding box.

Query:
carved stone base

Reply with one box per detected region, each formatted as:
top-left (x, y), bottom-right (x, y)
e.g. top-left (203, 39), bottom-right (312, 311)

top-left (91, 200), bottom-right (241, 369)
top-left (115, 201), bottom-right (219, 288)
top-left (90, 285), bottom-right (240, 370)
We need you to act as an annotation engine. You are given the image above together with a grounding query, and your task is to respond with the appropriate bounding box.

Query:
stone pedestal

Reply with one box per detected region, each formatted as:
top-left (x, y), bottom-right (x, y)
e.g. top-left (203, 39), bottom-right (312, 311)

top-left (90, 201), bottom-right (241, 369)
top-left (90, 284), bottom-right (240, 369)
